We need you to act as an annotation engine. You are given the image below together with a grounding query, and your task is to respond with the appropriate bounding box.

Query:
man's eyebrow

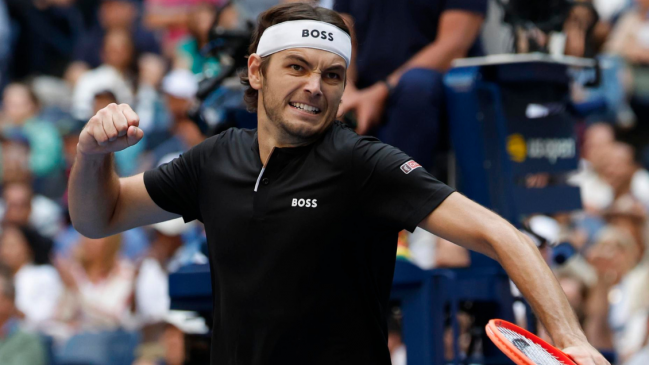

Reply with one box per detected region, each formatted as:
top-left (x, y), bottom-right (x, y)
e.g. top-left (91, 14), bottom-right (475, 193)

top-left (285, 54), bottom-right (312, 68)
top-left (284, 54), bottom-right (345, 73)
top-left (325, 65), bottom-right (346, 73)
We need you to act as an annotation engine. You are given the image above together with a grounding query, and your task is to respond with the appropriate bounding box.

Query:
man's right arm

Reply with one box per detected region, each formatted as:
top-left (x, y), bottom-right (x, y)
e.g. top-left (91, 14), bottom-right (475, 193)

top-left (68, 104), bottom-right (178, 238)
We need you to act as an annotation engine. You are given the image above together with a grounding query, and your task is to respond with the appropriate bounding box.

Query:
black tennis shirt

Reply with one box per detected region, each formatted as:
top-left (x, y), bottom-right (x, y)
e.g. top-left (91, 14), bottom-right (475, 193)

top-left (143, 121), bottom-right (454, 365)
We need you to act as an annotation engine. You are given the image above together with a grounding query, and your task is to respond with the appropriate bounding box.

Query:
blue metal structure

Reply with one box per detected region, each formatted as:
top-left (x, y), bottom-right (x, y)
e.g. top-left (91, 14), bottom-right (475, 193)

top-left (445, 54), bottom-right (585, 226)
top-left (437, 53), bottom-right (589, 364)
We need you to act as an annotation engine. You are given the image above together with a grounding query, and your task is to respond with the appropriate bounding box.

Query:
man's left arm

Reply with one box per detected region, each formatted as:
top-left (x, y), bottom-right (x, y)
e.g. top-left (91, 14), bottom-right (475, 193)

top-left (348, 9), bottom-right (485, 134)
top-left (419, 192), bottom-right (610, 365)
top-left (385, 10), bottom-right (484, 86)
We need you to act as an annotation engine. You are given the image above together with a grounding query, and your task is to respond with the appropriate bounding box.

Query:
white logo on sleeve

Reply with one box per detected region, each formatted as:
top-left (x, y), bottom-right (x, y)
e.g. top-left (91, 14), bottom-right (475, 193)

top-left (291, 198), bottom-right (318, 208)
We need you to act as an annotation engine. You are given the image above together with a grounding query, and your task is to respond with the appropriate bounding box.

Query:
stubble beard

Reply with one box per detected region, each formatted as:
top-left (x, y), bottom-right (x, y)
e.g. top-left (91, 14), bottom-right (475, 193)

top-left (261, 83), bottom-right (329, 144)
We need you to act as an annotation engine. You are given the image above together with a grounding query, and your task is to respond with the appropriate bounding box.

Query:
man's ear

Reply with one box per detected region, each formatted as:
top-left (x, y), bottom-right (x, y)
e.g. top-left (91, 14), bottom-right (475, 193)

top-left (248, 54), bottom-right (263, 90)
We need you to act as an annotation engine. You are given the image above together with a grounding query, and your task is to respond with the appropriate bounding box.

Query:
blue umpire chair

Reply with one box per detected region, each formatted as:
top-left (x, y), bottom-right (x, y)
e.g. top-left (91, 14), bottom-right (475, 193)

top-left (435, 53), bottom-right (594, 365)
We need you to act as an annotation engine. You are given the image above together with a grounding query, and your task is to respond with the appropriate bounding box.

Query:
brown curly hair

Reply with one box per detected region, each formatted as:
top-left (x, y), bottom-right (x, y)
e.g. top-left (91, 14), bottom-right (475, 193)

top-left (239, 3), bottom-right (351, 112)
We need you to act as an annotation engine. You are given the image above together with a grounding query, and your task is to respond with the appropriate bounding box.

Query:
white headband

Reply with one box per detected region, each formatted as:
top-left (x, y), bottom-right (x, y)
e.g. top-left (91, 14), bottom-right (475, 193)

top-left (256, 20), bottom-right (352, 67)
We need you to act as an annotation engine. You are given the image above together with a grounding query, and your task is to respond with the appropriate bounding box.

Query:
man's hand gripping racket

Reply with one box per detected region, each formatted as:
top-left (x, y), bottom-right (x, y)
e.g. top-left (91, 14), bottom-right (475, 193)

top-left (486, 319), bottom-right (610, 365)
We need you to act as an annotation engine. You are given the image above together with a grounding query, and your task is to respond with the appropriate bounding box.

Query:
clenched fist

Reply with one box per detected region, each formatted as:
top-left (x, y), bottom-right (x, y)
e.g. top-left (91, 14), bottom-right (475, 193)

top-left (78, 103), bottom-right (144, 156)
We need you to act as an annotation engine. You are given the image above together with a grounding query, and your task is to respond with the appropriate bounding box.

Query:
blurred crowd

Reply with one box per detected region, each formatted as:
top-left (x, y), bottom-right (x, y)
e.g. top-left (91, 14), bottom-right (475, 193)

top-left (1, 0), bottom-right (649, 364)
top-left (1, 0), bottom-right (277, 363)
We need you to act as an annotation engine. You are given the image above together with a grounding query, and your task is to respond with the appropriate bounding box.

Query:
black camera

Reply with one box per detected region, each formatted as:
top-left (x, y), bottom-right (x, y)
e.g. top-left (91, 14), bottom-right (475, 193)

top-left (196, 26), bottom-right (252, 100)
top-left (496, 0), bottom-right (598, 54)
top-left (499, 0), bottom-right (574, 34)
top-left (188, 19), bottom-right (253, 135)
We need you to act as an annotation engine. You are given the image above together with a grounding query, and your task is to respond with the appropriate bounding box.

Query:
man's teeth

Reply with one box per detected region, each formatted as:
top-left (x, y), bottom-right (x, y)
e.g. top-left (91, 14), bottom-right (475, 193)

top-left (290, 102), bottom-right (320, 114)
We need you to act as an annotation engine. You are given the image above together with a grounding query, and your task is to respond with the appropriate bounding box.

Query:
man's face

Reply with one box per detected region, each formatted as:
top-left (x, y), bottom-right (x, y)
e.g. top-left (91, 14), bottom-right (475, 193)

top-left (255, 48), bottom-right (346, 142)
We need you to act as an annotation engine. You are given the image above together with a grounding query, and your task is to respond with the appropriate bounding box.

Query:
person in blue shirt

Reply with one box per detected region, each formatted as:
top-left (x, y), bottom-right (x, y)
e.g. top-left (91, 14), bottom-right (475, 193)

top-left (335, 0), bottom-right (488, 171)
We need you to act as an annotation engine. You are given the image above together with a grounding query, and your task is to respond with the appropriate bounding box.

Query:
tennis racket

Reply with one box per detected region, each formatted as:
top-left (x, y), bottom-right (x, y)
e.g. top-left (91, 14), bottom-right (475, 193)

top-left (486, 319), bottom-right (577, 365)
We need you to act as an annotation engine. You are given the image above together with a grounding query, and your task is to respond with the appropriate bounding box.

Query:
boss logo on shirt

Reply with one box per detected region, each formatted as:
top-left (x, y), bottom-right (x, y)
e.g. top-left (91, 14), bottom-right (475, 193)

top-left (302, 29), bottom-right (334, 41)
top-left (400, 160), bottom-right (422, 174)
top-left (291, 198), bottom-right (318, 208)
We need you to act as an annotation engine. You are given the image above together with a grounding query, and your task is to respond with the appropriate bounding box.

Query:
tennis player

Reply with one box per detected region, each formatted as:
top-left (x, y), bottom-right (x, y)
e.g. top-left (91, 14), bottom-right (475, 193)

top-left (68, 3), bottom-right (609, 365)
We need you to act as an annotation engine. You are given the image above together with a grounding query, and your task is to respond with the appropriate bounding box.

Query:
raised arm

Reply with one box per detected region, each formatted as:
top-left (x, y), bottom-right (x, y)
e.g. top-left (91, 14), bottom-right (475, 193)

top-left (69, 104), bottom-right (178, 239)
top-left (419, 192), bottom-right (609, 365)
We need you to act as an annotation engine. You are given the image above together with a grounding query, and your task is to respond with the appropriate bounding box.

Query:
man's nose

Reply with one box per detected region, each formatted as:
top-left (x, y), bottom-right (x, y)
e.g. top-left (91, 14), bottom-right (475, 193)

top-left (304, 73), bottom-right (323, 97)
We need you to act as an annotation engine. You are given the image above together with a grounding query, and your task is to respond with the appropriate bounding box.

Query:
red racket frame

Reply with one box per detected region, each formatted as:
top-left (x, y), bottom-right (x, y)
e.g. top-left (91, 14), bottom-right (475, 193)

top-left (485, 319), bottom-right (577, 365)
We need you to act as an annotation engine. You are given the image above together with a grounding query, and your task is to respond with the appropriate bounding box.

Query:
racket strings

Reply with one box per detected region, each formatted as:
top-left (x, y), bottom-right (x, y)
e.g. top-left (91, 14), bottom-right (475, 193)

top-left (497, 326), bottom-right (567, 365)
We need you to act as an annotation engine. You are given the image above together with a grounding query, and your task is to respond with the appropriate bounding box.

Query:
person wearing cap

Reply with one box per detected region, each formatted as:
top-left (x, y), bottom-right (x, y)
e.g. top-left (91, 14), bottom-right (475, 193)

top-left (68, 3), bottom-right (609, 364)
top-left (72, 28), bottom-right (137, 121)
top-left (147, 69), bottom-right (205, 167)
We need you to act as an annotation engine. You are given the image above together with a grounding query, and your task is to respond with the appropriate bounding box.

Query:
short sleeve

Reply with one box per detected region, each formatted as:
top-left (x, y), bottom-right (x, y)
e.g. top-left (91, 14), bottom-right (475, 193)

top-left (143, 136), bottom-right (218, 223)
top-left (333, 0), bottom-right (351, 14)
top-left (353, 136), bottom-right (455, 232)
top-left (444, 0), bottom-right (488, 16)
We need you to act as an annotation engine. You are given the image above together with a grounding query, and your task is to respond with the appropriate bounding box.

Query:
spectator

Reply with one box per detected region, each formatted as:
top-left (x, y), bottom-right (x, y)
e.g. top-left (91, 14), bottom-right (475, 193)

top-left (599, 142), bottom-right (649, 209)
top-left (585, 226), bottom-right (649, 362)
top-left (604, 195), bottom-right (648, 257)
top-left (512, 1), bottom-right (599, 56)
top-left (604, 0), bottom-right (649, 75)
top-left (1, 82), bottom-right (65, 182)
top-left (133, 219), bottom-right (207, 365)
top-left (0, 224), bottom-right (63, 331)
top-left (570, 123), bottom-right (616, 213)
top-left (0, 132), bottom-right (31, 186)
top-left (5, 0), bottom-right (83, 79)
top-left (143, 0), bottom-right (226, 56)
top-left (72, 28), bottom-right (136, 121)
top-left (563, 1), bottom-right (601, 57)
top-left (175, 3), bottom-right (220, 77)
top-left (0, 181), bottom-right (62, 239)
top-left (134, 312), bottom-right (192, 365)
top-left (55, 234), bottom-right (136, 332)
top-left (135, 218), bottom-right (204, 325)
top-left (136, 53), bottom-right (169, 136)
top-left (72, 0), bottom-right (161, 70)
top-left (335, 0), bottom-right (487, 172)
top-left (146, 68), bottom-right (204, 167)
top-left (0, 264), bottom-right (47, 365)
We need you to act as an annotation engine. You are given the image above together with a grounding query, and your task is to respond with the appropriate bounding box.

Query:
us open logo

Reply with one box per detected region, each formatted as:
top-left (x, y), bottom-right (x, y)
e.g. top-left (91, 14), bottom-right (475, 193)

top-left (400, 160), bottom-right (421, 174)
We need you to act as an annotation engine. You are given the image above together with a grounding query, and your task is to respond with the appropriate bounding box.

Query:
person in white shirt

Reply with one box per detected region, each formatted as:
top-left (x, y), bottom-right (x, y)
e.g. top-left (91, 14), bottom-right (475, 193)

top-left (72, 28), bottom-right (136, 121)
top-left (0, 224), bottom-right (63, 330)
